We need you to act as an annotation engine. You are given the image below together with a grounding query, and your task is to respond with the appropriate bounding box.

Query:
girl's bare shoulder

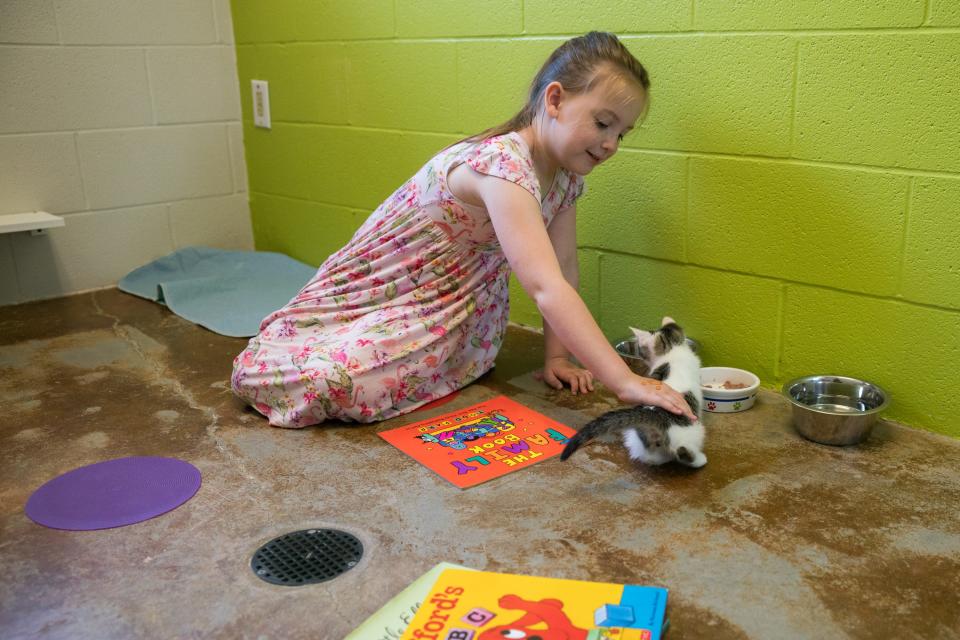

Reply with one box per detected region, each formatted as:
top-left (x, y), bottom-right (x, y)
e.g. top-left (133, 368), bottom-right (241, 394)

top-left (446, 162), bottom-right (485, 207)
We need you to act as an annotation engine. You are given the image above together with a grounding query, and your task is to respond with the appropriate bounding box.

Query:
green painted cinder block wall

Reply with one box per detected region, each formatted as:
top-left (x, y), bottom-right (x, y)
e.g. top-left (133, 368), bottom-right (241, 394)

top-left (230, 1), bottom-right (960, 438)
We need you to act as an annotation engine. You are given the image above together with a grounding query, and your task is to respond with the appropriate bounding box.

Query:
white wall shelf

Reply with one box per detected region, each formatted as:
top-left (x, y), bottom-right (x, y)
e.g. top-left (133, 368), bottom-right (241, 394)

top-left (0, 211), bottom-right (65, 235)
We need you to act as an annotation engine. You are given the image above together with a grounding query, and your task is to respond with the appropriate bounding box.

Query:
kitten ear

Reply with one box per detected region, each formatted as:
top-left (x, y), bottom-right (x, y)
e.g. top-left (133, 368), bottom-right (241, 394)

top-left (661, 316), bottom-right (676, 327)
top-left (630, 326), bottom-right (652, 341)
top-left (659, 319), bottom-right (685, 348)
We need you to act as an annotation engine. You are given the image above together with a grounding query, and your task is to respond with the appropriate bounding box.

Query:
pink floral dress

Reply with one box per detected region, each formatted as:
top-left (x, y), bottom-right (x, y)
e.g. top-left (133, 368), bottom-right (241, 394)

top-left (231, 132), bottom-right (585, 427)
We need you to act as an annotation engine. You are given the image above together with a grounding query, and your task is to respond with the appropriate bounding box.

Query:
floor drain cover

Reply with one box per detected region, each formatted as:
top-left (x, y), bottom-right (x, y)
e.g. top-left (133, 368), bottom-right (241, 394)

top-left (251, 528), bottom-right (363, 586)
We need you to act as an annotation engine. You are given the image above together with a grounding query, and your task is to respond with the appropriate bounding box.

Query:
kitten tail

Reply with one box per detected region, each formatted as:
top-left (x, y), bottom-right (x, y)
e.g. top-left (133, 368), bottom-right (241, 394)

top-left (560, 419), bottom-right (605, 461)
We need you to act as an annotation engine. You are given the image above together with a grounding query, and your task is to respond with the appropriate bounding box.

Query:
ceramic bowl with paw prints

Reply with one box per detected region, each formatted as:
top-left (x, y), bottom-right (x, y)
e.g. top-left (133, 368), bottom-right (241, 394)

top-left (700, 366), bottom-right (760, 412)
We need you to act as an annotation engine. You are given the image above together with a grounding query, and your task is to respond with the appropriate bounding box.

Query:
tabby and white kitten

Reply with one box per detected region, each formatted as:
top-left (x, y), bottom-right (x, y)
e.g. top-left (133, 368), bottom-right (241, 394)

top-left (561, 317), bottom-right (707, 468)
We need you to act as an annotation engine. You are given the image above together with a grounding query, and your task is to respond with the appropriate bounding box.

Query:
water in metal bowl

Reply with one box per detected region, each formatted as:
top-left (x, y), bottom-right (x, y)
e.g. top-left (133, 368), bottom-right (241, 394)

top-left (782, 375), bottom-right (889, 445)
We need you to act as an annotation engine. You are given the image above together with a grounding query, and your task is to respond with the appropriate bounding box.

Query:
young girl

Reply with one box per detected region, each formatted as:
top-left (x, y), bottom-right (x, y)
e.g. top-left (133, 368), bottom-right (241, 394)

top-left (232, 31), bottom-right (697, 428)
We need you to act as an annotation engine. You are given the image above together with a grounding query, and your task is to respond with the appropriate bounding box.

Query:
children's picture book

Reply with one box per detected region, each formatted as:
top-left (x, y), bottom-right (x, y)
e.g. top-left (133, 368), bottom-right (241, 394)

top-left (398, 568), bottom-right (668, 640)
top-left (378, 395), bottom-right (577, 488)
top-left (345, 562), bottom-right (474, 640)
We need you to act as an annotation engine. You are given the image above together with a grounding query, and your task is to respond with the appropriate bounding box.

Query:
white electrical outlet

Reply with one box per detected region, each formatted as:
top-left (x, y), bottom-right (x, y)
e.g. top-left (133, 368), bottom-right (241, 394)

top-left (252, 80), bottom-right (271, 129)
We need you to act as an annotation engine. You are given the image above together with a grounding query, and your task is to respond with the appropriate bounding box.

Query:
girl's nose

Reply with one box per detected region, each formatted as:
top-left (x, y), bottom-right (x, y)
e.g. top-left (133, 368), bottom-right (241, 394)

top-left (601, 134), bottom-right (619, 154)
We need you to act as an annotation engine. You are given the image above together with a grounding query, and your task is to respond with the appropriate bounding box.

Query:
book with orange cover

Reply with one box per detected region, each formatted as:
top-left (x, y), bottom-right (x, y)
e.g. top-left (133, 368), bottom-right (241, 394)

top-left (378, 395), bottom-right (576, 488)
top-left (397, 568), bottom-right (668, 640)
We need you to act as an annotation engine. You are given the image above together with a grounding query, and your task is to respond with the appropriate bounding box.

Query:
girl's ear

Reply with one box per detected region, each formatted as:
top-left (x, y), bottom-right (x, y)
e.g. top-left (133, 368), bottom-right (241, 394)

top-left (543, 81), bottom-right (564, 118)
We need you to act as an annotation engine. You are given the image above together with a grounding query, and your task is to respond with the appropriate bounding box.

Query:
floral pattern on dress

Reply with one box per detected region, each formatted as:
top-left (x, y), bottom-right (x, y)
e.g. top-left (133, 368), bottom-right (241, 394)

top-left (231, 132), bottom-right (585, 427)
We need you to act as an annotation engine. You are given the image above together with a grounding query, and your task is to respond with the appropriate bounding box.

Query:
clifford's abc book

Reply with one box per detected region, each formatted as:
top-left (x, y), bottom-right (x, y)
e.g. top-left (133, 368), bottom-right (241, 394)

top-left (398, 568), bottom-right (668, 640)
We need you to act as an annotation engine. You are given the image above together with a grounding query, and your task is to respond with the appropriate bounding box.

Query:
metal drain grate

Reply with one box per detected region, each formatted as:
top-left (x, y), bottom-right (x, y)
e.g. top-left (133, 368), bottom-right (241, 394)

top-left (251, 528), bottom-right (363, 586)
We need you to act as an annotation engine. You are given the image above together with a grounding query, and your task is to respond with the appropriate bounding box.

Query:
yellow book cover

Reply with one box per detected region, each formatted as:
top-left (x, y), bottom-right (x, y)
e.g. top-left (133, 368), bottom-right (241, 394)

top-left (345, 562), bottom-right (473, 640)
top-left (398, 568), bottom-right (667, 640)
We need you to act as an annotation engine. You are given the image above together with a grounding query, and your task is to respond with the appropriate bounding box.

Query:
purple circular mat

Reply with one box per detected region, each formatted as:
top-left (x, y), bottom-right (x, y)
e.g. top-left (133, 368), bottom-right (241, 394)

top-left (25, 456), bottom-right (202, 531)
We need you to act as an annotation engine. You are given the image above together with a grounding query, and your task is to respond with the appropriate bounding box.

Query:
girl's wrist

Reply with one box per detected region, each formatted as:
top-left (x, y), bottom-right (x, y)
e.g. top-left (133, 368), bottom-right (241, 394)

top-left (611, 372), bottom-right (644, 402)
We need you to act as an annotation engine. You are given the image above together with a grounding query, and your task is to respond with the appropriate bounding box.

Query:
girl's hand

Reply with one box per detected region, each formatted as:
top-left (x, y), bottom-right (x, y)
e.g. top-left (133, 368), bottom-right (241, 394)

top-left (617, 374), bottom-right (698, 421)
top-left (543, 357), bottom-right (595, 395)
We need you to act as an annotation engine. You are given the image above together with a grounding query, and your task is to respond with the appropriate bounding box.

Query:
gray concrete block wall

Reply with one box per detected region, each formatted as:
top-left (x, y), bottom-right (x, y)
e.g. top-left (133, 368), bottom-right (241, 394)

top-left (0, 0), bottom-right (252, 305)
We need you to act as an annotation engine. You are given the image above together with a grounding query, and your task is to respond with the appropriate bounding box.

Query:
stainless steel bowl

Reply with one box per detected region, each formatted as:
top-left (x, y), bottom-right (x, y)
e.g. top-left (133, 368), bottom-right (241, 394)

top-left (782, 375), bottom-right (890, 445)
top-left (614, 336), bottom-right (701, 377)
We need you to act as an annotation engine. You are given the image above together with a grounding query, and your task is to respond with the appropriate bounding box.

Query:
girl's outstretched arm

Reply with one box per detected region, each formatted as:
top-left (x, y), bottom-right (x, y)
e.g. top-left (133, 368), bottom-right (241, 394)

top-left (542, 203), bottom-right (594, 395)
top-left (476, 174), bottom-right (696, 421)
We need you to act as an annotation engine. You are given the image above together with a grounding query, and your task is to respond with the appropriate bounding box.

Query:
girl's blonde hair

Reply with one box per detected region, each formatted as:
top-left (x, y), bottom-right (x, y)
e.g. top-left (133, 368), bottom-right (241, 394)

top-left (466, 31), bottom-right (650, 143)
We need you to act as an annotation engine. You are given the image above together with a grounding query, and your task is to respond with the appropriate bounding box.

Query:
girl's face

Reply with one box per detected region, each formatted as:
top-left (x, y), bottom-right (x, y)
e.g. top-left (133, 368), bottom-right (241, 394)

top-left (543, 73), bottom-right (647, 176)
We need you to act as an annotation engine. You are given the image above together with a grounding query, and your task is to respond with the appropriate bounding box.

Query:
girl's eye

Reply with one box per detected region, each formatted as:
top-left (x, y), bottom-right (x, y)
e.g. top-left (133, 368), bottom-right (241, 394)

top-left (595, 119), bottom-right (609, 129)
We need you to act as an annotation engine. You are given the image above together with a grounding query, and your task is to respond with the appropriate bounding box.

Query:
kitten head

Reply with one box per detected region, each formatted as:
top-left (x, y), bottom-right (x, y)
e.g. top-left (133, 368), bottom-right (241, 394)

top-left (629, 316), bottom-right (687, 362)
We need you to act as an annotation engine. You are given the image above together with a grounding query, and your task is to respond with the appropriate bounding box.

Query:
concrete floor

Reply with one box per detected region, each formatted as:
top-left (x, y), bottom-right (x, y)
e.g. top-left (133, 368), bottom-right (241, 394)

top-left (1, 288), bottom-right (958, 640)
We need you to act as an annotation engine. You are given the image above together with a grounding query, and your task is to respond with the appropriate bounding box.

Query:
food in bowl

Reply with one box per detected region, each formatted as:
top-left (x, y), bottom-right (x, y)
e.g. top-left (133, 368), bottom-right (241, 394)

top-left (703, 380), bottom-right (749, 390)
top-left (700, 367), bottom-right (760, 412)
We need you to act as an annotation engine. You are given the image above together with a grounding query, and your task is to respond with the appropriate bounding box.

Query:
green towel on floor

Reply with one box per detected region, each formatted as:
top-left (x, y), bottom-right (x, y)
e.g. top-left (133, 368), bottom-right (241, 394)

top-left (118, 246), bottom-right (315, 338)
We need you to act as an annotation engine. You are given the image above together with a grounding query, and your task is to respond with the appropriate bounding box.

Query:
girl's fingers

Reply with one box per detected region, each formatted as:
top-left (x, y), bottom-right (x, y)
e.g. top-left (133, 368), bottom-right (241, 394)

top-left (543, 370), bottom-right (562, 390)
top-left (659, 389), bottom-right (691, 419)
top-left (547, 367), bottom-right (595, 396)
top-left (673, 396), bottom-right (696, 421)
top-left (577, 374), bottom-right (592, 395)
top-left (658, 386), bottom-right (694, 420)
